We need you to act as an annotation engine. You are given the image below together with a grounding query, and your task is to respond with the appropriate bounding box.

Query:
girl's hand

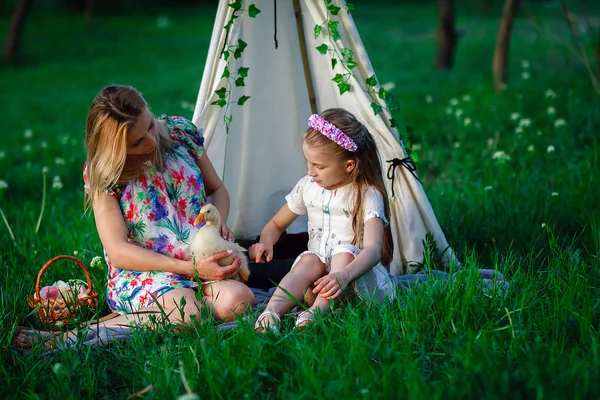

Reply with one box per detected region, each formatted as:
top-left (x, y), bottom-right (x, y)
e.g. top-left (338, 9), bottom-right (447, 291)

top-left (189, 250), bottom-right (242, 280)
top-left (219, 223), bottom-right (234, 242)
top-left (313, 271), bottom-right (349, 300)
top-left (249, 243), bottom-right (274, 263)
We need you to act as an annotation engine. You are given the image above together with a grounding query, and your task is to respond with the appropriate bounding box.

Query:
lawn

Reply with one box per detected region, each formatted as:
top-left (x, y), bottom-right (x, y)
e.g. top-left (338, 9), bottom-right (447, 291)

top-left (1, 1), bottom-right (600, 398)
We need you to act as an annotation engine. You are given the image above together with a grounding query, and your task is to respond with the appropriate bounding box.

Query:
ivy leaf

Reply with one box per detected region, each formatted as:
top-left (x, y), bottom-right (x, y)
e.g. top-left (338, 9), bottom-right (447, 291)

top-left (327, 4), bottom-right (341, 15)
top-left (215, 87), bottom-right (228, 99)
top-left (315, 44), bottom-right (328, 55)
top-left (235, 77), bottom-right (245, 87)
top-left (346, 58), bottom-right (358, 69)
top-left (314, 24), bottom-right (322, 40)
top-left (222, 49), bottom-right (230, 60)
top-left (366, 75), bottom-right (377, 87)
top-left (237, 95), bottom-right (251, 105)
top-left (346, 2), bottom-right (354, 12)
top-left (328, 21), bottom-right (341, 41)
top-left (389, 118), bottom-right (397, 128)
top-left (370, 102), bottom-right (383, 115)
top-left (233, 48), bottom-right (242, 59)
top-left (238, 67), bottom-right (249, 77)
top-left (225, 115), bottom-right (233, 132)
top-left (221, 65), bottom-right (230, 79)
top-left (341, 48), bottom-right (354, 60)
top-left (378, 87), bottom-right (389, 100)
top-left (325, 0), bottom-right (333, 4)
top-left (237, 39), bottom-right (248, 52)
top-left (331, 57), bottom-right (338, 70)
top-left (228, 0), bottom-right (243, 11)
top-left (211, 99), bottom-right (227, 107)
top-left (337, 83), bottom-right (351, 95)
top-left (248, 4), bottom-right (261, 18)
top-left (332, 73), bottom-right (346, 84)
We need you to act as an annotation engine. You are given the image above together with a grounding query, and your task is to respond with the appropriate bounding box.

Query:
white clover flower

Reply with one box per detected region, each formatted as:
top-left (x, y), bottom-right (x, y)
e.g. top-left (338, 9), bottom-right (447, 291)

top-left (24, 129), bottom-right (33, 138)
top-left (545, 89), bottom-right (556, 99)
top-left (445, 107), bottom-right (453, 115)
top-left (0, 151), bottom-right (5, 159)
top-left (91, 256), bottom-right (104, 269)
top-left (547, 106), bottom-right (556, 116)
top-left (515, 126), bottom-right (524, 133)
top-left (180, 100), bottom-right (191, 109)
top-left (42, 166), bottom-right (49, 173)
top-left (551, 192), bottom-right (558, 197)
top-left (554, 119), bottom-right (566, 128)
top-left (24, 144), bottom-right (31, 152)
top-left (449, 98), bottom-right (459, 106)
top-left (527, 145), bottom-right (534, 152)
top-left (60, 136), bottom-right (69, 145)
top-left (425, 95), bottom-right (433, 103)
top-left (73, 250), bottom-right (79, 256)
top-left (521, 72), bottom-right (531, 80)
top-left (541, 222), bottom-right (547, 228)
top-left (55, 158), bottom-right (65, 165)
top-left (492, 151), bottom-right (511, 161)
top-left (382, 81), bottom-right (396, 91)
top-left (462, 94), bottom-right (471, 101)
top-left (156, 16), bottom-right (170, 28)
top-left (412, 143), bottom-right (422, 151)
top-left (0, 180), bottom-right (7, 190)
top-left (519, 118), bottom-right (531, 127)
top-left (453, 142), bottom-right (461, 148)
top-left (484, 186), bottom-right (493, 191)
top-left (455, 109), bottom-right (463, 118)
top-left (41, 141), bottom-right (48, 148)
top-left (510, 112), bottom-right (520, 121)
top-left (537, 129), bottom-right (543, 136)
top-left (52, 176), bottom-right (63, 190)
top-left (547, 145), bottom-right (555, 153)
top-left (464, 118), bottom-right (472, 126)
top-left (521, 60), bottom-right (530, 69)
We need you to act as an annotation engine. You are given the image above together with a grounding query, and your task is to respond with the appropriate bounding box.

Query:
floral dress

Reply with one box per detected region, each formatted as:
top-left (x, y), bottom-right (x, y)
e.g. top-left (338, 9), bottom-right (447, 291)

top-left (83, 115), bottom-right (207, 314)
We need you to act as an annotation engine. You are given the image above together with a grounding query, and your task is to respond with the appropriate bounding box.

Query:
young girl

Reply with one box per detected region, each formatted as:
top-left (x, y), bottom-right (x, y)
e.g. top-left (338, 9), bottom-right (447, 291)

top-left (15, 85), bottom-right (255, 350)
top-left (250, 108), bottom-right (396, 332)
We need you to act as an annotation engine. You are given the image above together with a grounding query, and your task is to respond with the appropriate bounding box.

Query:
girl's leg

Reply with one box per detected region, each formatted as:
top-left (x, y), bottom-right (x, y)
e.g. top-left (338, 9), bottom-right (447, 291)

top-left (201, 280), bottom-right (255, 321)
top-left (299, 252), bottom-right (354, 327)
top-left (256, 253), bottom-right (325, 330)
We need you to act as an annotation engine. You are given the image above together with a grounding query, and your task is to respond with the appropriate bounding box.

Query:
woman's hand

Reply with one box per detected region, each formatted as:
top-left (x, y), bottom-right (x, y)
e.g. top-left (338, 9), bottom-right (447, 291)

top-left (249, 242), bottom-right (274, 263)
top-left (219, 223), bottom-right (234, 242)
top-left (188, 250), bottom-right (242, 281)
top-left (312, 271), bottom-right (349, 300)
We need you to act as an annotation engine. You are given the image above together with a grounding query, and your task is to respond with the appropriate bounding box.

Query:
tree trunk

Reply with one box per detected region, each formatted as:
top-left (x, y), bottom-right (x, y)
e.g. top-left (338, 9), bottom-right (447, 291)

top-left (2, 0), bottom-right (35, 63)
top-left (436, 0), bottom-right (457, 70)
top-left (493, 0), bottom-right (520, 92)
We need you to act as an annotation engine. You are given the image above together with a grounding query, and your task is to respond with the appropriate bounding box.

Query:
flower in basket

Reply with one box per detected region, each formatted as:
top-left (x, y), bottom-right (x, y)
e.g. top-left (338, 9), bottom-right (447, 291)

top-left (37, 279), bottom-right (91, 301)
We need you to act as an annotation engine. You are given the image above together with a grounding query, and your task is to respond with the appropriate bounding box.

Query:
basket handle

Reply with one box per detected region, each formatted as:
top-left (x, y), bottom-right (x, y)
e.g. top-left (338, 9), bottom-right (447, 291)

top-left (35, 255), bottom-right (95, 300)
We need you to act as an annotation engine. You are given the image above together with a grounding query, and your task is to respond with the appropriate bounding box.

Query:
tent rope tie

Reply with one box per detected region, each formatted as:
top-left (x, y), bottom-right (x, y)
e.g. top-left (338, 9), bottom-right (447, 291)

top-left (386, 157), bottom-right (422, 197)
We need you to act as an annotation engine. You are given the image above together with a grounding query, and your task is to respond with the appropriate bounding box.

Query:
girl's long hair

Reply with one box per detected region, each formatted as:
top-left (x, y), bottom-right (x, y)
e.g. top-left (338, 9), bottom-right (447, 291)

top-left (84, 85), bottom-right (172, 209)
top-left (304, 108), bottom-right (393, 266)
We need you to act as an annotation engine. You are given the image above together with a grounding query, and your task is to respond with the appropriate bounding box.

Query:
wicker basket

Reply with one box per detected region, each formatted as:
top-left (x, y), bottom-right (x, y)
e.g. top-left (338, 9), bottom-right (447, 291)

top-left (28, 255), bottom-right (98, 328)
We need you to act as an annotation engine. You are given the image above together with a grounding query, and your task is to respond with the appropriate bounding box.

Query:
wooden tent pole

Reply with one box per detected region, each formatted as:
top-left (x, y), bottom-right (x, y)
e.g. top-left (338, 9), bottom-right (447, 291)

top-left (293, 0), bottom-right (318, 114)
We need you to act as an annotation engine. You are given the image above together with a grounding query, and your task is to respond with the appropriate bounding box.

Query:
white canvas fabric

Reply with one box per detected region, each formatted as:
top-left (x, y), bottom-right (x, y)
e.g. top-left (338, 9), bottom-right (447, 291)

top-left (192, 0), bottom-right (458, 275)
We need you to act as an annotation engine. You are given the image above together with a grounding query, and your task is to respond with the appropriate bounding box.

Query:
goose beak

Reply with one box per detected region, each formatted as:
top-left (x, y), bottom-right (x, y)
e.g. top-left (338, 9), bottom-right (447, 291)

top-left (194, 213), bottom-right (206, 226)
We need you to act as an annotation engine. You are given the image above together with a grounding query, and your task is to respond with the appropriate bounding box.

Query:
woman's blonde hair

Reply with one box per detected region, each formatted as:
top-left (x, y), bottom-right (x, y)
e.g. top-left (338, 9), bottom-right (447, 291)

top-left (304, 108), bottom-right (393, 266)
top-left (84, 85), bottom-right (171, 209)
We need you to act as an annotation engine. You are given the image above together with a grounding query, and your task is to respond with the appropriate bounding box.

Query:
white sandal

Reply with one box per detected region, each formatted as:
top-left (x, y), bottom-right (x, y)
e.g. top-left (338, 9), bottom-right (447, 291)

top-left (295, 310), bottom-right (315, 331)
top-left (255, 310), bottom-right (281, 334)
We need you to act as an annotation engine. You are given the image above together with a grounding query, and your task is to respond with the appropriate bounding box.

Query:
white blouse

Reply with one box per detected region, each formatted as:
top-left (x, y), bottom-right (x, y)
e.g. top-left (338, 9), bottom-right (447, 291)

top-left (285, 175), bottom-right (388, 257)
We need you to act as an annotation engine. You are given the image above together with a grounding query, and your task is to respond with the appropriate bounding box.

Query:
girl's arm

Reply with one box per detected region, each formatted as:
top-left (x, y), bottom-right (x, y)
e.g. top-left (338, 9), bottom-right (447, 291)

top-left (313, 217), bottom-right (384, 299)
top-left (249, 204), bottom-right (299, 263)
top-left (196, 153), bottom-right (233, 241)
top-left (93, 192), bottom-right (241, 280)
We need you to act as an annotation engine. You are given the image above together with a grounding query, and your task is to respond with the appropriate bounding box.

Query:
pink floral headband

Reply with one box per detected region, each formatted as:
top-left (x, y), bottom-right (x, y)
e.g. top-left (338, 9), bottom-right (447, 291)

top-left (307, 114), bottom-right (358, 152)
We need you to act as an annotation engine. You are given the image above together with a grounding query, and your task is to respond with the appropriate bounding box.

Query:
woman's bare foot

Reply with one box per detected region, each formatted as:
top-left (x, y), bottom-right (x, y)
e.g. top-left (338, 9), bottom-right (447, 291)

top-left (478, 269), bottom-right (503, 281)
top-left (13, 327), bottom-right (70, 351)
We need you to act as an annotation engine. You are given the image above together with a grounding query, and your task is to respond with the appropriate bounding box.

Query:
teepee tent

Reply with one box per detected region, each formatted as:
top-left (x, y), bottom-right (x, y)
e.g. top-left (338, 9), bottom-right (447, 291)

top-left (192, 0), bottom-right (457, 275)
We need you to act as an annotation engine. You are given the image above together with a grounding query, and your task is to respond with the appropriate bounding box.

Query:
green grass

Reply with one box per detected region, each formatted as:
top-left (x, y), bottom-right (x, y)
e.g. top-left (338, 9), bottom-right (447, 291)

top-left (1, 1), bottom-right (600, 399)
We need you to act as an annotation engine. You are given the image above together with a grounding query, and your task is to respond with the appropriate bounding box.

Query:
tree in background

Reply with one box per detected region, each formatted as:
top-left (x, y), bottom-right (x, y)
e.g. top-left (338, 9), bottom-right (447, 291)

top-left (436, 0), bottom-right (458, 69)
top-left (2, 0), bottom-right (34, 63)
top-left (493, 0), bottom-right (520, 92)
